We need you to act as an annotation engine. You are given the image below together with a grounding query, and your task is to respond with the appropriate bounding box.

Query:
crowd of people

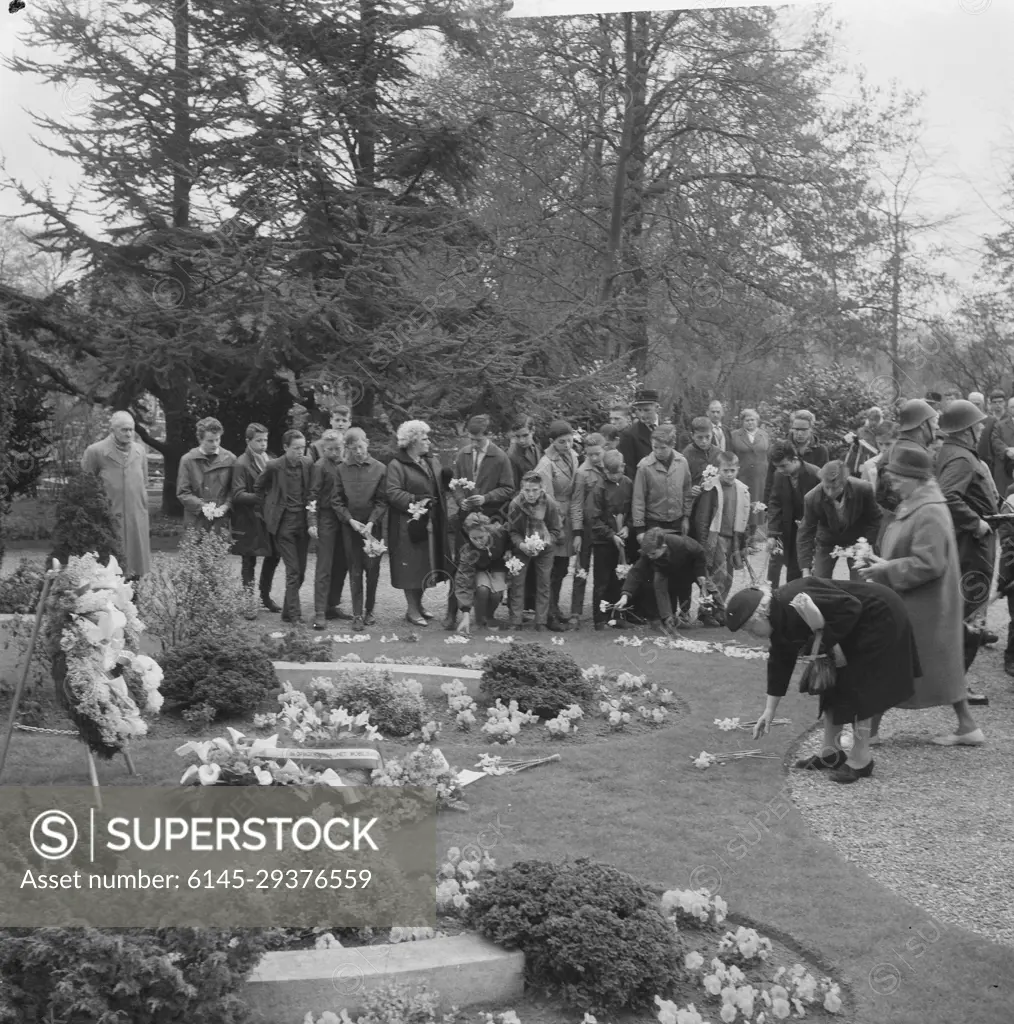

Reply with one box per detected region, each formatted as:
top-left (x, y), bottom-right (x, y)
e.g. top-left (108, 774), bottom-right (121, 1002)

top-left (78, 384), bottom-right (1014, 782)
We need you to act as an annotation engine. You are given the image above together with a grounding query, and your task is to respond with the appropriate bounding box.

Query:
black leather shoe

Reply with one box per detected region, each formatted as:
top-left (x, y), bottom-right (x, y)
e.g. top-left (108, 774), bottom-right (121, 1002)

top-left (363, 612), bottom-right (376, 626)
top-left (326, 606), bottom-right (353, 621)
top-left (828, 760), bottom-right (874, 784)
top-left (262, 597), bottom-right (282, 613)
top-left (794, 751), bottom-right (847, 771)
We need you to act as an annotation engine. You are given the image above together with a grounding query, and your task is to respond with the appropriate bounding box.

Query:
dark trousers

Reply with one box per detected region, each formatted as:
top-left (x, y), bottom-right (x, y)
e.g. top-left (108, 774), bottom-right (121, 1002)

top-left (241, 553), bottom-right (280, 598)
top-left (653, 570), bottom-right (695, 622)
top-left (767, 530), bottom-right (802, 589)
top-left (343, 524), bottom-right (380, 617)
top-left (592, 543), bottom-right (622, 624)
top-left (570, 534), bottom-right (593, 618)
top-left (549, 555), bottom-right (569, 621)
top-left (275, 509), bottom-right (309, 621)
top-left (314, 511), bottom-right (347, 618)
top-left (511, 550), bottom-right (553, 625)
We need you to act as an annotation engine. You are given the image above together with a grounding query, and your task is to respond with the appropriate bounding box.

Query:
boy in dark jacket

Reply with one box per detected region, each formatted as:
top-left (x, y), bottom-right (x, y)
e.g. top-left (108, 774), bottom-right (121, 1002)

top-left (589, 450), bottom-right (635, 629)
top-left (505, 472), bottom-right (563, 631)
top-left (454, 513), bottom-right (511, 631)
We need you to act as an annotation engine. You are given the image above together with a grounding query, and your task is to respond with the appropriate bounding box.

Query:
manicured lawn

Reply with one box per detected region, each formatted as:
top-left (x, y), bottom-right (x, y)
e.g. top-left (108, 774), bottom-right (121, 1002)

top-left (3, 546), bottom-right (1013, 1024)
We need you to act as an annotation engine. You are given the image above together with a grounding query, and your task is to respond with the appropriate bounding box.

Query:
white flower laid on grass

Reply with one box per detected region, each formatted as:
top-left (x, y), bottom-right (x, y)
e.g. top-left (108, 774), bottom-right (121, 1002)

top-left (483, 634), bottom-right (516, 644)
top-left (201, 501), bottom-right (227, 520)
top-left (378, 634), bottom-right (400, 642)
top-left (460, 653), bottom-right (488, 669)
top-left (830, 536), bottom-right (872, 566)
top-left (691, 749), bottom-right (780, 770)
top-left (407, 498), bottom-right (430, 520)
top-left (550, 636), bottom-right (565, 645)
top-left (475, 752), bottom-right (560, 775)
top-left (701, 464), bottom-right (720, 491)
top-left (334, 633), bottom-right (371, 643)
top-left (505, 554), bottom-right (525, 576)
top-left (444, 634), bottom-right (470, 644)
top-left (614, 634), bottom-right (768, 660)
top-left (716, 716), bottom-right (791, 732)
top-left (546, 703), bottom-right (583, 737)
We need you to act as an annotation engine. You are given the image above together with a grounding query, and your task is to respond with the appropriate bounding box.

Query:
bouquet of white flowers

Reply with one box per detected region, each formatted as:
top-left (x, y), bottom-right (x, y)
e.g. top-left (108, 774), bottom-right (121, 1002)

top-left (408, 499), bottom-right (430, 520)
top-left (615, 563), bottom-right (631, 580)
top-left (448, 478), bottom-right (475, 492)
top-left (363, 534), bottom-right (387, 558)
top-left (751, 501), bottom-right (767, 513)
top-left (505, 554), bottom-right (525, 576)
top-left (521, 533), bottom-right (548, 556)
top-left (700, 464), bottom-right (720, 491)
top-left (830, 536), bottom-right (873, 567)
top-left (202, 501), bottom-right (227, 520)
top-left (305, 500), bottom-right (317, 515)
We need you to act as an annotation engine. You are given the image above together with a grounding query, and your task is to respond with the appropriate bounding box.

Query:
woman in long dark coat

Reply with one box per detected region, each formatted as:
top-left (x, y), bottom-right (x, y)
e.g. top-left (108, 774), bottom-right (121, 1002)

top-left (385, 420), bottom-right (453, 626)
top-left (725, 577), bottom-right (919, 784)
top-left (728, 408), bottom-right (769, 546)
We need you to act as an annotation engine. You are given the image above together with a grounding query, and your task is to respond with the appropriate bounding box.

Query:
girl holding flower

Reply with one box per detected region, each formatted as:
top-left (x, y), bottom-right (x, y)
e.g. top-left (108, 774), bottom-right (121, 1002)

top-left (453, 513), bottom-right (511, 632)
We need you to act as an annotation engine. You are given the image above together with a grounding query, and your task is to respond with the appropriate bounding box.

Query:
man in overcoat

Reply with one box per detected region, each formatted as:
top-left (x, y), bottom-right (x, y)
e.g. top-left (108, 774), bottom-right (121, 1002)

top-left (176, 417), bottom-right (237, 533)
top-left (80, 410), bottom-right (151, 579)
top-left (229, 422), bottom-right (280, 614)
top-left (617, 388), bottom-right (661, 473)
top-left (255, 430), bottom-right (314, 623)
top-left (765, 440), bottom-right (820, 589)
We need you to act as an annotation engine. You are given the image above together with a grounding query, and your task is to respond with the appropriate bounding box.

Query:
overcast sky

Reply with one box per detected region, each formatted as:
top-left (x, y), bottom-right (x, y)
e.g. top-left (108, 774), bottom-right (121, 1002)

top-left (1, 0), bottom-right (1011, 298)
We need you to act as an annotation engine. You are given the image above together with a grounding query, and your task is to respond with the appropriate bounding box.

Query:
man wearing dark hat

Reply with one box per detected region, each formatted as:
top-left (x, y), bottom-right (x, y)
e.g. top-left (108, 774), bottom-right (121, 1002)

top-left (924, 390), bottom-right (943, 411)
top-left (764, 440), bottom-right (820, 589)
top-left (872, 399), bottom-right (937, 544)
top-left (936, 399), bottom-right (1000, 683)
top-left (618, 388), bottom-right (660, 475)
top-left (978, 389), bottom-right (1007, 489)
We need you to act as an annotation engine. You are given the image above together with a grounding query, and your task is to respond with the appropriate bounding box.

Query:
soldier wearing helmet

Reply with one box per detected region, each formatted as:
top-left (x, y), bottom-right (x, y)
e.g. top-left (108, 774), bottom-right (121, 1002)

top-left (935, 399), bottom-right (1000, 683)
top-left (871, 400), bottom-right (938, 540)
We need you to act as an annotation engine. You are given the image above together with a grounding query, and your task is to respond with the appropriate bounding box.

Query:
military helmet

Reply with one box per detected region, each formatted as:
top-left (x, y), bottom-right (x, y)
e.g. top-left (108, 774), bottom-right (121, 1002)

top-left (896, 399), bottom-right (937, 432)
top-left (937, 399), bottom-right (986, 434)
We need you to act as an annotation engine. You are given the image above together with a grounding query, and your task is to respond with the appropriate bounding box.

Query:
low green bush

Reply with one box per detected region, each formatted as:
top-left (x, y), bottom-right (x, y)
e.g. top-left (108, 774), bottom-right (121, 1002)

top-left (0, 926), bottom-right (270, 1024)
top-left (310, 668), bottom-right (424, 737)
top-left (464, 858), bottom-right (682, 1012)
top-left (479, 643), bottom-right (592, 718)
top-left (161, 634), bottom-right (277, 716)
top-left (0, 559), bottom-right (46, 613)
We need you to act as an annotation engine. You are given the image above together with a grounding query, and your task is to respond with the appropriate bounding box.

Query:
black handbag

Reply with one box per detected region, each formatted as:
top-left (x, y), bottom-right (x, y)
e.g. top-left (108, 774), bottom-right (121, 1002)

top-left (406, 509), bottom-right (430, 544)
top-left (797, 628), bottom-right (837, 695)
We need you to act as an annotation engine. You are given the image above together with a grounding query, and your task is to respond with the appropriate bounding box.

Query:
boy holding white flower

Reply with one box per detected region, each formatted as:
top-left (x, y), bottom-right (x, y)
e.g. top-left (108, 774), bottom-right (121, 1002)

top-left (333, 428), bottom-right (388, 631)
top-left (692, 450), bottom-right (751, 606)
top-left (454, 512), bottom-right (511, 631)
top-left (505, 472), bottom-right (564, 631)
top-left (589, 450), bottom-right (635, 629)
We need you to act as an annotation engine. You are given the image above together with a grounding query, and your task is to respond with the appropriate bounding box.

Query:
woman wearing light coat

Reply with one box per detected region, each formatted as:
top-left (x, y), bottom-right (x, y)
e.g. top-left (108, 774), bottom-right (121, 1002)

top-left (534, 419), bottom-right (579, 631)
top-left (860, 445), bottom-right (983, 746)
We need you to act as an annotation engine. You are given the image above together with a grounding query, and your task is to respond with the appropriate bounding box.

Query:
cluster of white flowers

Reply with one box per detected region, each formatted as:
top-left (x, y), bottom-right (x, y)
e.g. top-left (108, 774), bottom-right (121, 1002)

top-left (476, 752), bottom-right (511, 775)
top-left (256, 683), bottom-right (383, 744)
top-left (701, 464), bottom-right (720, 491)
top-left (581, 664), bottom-right (607, 681)
top-left (444, 634), bottom-right (471, 644)
top-left (388, 926), bottom-right (439, 943)
top-left (408, 499), bottom-right (430, 520)
top-left (598, 698), bottom-right (631, 729)
top-left (460, 653), bottom-right (489, 670)
top-left (313, 932), bottom-right (343, 949)
top-left (574, 567), bottom-right (589, 580)
top-left (436, 845), bottom-right (494, 913)
top-left (616, 671), bottom-right (648, 691)
top-left (718, 926), bottom-right (773, 962)
top-left (674, 955), bottom-right (843, 1021)
top-left (482, 699), bottom-right (538, 743)
top-left (505, 554), bottom-right (525, 576)
top-left (334, 633), bottom-right (371, 643)
top-left (550, 636), bottom-right (565, 645)
top-left (638, 705), bottom-right (668, 724)
top-left (661, 888), bottom-right (728, 929)
top-left (714, 717), bottom-right (741, 731)
top-left (693, 751), bottom-right (718, 769)
top-left (614, 634), bottom-right (768, 661)
top-left (484, 634), bottom-right (516, 644)
top-left (362, 534), bottom-right (387, 558)
top-left (751, 502), bottom-right (767, 513)
top-left (830, 536), bottom-right (872, 567)
top-left (52, 553), bottom-right (164, 753)
top-left (440, 679), bottom-right (479, 730)
top-left (521, 533), bottom-right (549, 555)
top-left (448, 477), bottom-right (476, 492)
top-left (201, 501), bottom-right (228, 520)
top-left (615, 563), bottom-right (632, 580)
top-left (421, 720), bottom-right (441, 742)
top-left (546, 704), bottom-right (584, 737)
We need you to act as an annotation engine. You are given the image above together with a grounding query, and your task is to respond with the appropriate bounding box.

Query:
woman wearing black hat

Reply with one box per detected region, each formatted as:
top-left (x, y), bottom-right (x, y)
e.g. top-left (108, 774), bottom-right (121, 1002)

top-left (725, 578), bottom-right (919, 783)
top-left (858, 446), bottom-right (983, 746)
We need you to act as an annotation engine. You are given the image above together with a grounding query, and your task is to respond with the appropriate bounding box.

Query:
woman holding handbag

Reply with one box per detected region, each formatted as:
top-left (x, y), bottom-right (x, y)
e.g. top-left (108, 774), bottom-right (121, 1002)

top-left (386, 420), bottom-right (453, 626)
top-left (725, 577), bottom-right (919, 784)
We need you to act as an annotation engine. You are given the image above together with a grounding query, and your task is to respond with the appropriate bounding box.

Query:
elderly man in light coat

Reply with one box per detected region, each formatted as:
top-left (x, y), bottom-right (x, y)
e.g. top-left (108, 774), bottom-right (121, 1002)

top-left (860, 445), bottom-right (983, 747)
top-left (80, 410), bottom-right (151, 578)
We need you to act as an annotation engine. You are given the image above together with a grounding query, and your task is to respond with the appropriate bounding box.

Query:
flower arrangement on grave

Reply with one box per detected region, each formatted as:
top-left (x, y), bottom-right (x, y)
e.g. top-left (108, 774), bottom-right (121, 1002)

top-left (371, 743), bottom-right (467, 810)
top-left (717, 926), bottom-right (773, 963)
top-left (830, 536), bottom-right (873, 567)
top-left (201, 501), bottom-right (228, 521)
top-left (615, 633), bottom-right (768, 660)
top-left (252, 684), bottom-right (382, 744)
top-left (437, 844), bottom-right (496, 914)
top-left (599, 698), bottom-right (631, 729)
top-left (176, 728), bottom-right (346, 787)
top-left (43, 552), bottom-right (164, 759)
top-left (546, 703), bottom-right (584, 737)
top-left (481, 698), bottom-right (539, 744)
top-left (660, 888), bottom-right (728, 929)
top-left (700, 464), bottom-right (720, 491)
